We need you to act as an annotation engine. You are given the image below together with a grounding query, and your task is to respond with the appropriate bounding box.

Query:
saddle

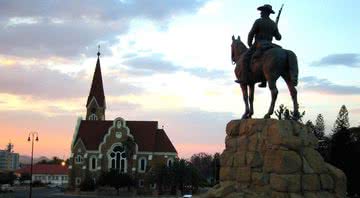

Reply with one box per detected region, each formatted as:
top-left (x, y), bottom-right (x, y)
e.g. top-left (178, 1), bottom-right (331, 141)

top-left (234, 42), bottom-right (281, 84)
top-left (252, 41), bottom-right (282, 61)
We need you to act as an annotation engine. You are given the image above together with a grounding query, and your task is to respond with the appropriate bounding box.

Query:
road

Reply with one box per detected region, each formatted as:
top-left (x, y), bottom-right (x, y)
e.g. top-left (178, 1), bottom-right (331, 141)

top-left (1, 187), bottom-right (201, 198)
top-left (1, 187), bottom-right (96, 198)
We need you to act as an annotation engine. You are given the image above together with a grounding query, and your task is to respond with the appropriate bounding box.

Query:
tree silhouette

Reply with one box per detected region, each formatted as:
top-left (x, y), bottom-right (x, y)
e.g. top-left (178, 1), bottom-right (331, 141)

top-left (275, 104), bottom-right (305, 122)
top-left (314, 114), bottom-right (325, 139)
top-left (332, 105), bottom-right (350, 133)
top-left (190, 153), bottom-right (213, 184)
top-left (98, 170), bottom-right (133, 195)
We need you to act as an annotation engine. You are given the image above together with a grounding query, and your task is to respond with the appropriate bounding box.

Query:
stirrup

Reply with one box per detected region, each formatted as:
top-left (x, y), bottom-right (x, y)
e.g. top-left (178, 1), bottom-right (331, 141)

top-left (258, 82), bottom-right (266, 88)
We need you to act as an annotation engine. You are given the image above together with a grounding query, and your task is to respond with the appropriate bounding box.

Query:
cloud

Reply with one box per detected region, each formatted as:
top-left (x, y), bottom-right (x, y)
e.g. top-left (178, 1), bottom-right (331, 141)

top-left (0, 20), bottom-right (122, 58)
top-left (184, 67), bottom-right (228, 79)
top-left (301, 76), bottom-right (360, 95)
top-left (122, 53), bottom-right (228, 78)
top-left (0, 0), bottom-right (208, 58)
top-left (123, 54), bottom-right (181, 74)
top-left (0, 0), bottom-right (208, 21)
top-left (312, 53), bottom-right (360, 68)
top-left (0, 65), bottom-right (142, 99)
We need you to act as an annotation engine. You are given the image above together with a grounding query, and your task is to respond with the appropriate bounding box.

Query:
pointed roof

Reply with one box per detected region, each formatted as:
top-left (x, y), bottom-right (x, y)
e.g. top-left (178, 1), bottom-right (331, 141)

top-left (86, 51), bottom-right (105, 108)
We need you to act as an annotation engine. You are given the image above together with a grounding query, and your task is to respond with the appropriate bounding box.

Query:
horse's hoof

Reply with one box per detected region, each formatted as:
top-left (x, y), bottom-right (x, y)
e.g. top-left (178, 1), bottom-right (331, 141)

top-left (241, 114), bottom-right (249, 119)
top-left (263, 114), bottom-right (271, 119)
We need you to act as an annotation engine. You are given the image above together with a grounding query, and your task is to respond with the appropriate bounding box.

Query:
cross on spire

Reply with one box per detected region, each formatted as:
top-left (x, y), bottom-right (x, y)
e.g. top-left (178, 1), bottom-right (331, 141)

top-left (97, 45), bottom-right (101, 57)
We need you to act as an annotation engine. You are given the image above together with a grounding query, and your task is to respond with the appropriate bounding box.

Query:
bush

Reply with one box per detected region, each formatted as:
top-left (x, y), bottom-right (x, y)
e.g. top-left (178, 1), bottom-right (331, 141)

top-left (97, 170), bottom-right (134, 195)
top-left (80, 174), bottom-right (96, 191)
top-left (32, 180), bottom-right (44, 187)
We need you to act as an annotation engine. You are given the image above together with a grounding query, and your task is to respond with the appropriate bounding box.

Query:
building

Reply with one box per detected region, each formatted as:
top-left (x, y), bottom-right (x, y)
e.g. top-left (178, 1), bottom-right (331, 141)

top-left (69, 51), bottom-right (177, 189)
top-left (0, 143), bottom-right (19, 171)
top-left (16, 164), bottom-right (68, 186)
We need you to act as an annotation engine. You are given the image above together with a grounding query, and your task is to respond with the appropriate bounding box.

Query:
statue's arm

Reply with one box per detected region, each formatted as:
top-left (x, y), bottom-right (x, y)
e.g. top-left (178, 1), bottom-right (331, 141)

top-left (247, 21), bottom-right (258, 47)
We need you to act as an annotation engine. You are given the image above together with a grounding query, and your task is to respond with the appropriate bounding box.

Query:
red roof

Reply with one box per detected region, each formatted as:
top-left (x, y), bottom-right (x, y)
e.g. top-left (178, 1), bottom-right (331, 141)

top-left (155, 129), bottom-right (177, 152)
top-left (86, 57), bottom-right (105, 108)
top-left (75, 120), bottom-right (177, 153)
top-left (16, 164), bottom-right (68, 175)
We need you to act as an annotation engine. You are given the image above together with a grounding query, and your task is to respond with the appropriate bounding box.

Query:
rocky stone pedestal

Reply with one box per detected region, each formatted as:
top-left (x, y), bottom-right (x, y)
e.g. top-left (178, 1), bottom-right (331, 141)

top-left (202, 119), bottom-right (347, 198)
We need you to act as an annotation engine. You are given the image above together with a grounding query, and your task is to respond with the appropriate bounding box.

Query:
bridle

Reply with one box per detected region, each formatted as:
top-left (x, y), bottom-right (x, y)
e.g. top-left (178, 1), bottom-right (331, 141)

top-left (231, 41), bottom-right (242, 65)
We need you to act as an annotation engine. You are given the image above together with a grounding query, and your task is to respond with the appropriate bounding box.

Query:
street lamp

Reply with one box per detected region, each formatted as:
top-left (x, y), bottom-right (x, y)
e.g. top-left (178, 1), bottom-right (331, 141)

top-left (27, 132), bottom-right (39, 198)
top-left (61, 160), bottom-right (65, 187)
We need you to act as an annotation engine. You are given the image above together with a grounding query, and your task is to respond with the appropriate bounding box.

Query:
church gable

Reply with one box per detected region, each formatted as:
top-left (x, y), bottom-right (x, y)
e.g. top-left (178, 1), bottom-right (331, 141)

top-left (74, 119), bottom-right (177, 153)
top-left (99, 117), bottom-right (138, 154)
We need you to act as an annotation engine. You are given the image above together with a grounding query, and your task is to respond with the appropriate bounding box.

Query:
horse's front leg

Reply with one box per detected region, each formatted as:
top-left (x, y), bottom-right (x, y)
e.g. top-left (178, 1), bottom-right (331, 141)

top-left (264, 80), bottom-right (278, 119)
top-left (240, 84), bottom-right (250, 119)
top-left (248, 84), bottom-right (255, 118)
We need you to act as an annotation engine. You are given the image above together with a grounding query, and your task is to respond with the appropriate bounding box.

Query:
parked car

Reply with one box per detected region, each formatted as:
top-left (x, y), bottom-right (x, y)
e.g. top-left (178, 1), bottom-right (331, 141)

top-left (47, 183), bottom-right (58, 188)
top-left (0, 184), bottom-right (14, 192)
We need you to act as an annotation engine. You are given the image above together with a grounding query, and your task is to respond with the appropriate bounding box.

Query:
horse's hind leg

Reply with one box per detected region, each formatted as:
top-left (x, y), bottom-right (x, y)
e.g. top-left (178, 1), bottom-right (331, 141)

top-left (285, 79), bottom-right (300, 119)
top-left (240, 84), bottom-right (250, 119)
top-left (248, 84), bottom-right (255, 118)
top-left (264, 80), bottom-right (278, 119)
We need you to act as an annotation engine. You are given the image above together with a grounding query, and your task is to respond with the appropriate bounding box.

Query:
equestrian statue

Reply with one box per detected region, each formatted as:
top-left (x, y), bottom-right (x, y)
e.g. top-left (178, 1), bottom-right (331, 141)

top-left (231, 4), bottom-right (299, 119)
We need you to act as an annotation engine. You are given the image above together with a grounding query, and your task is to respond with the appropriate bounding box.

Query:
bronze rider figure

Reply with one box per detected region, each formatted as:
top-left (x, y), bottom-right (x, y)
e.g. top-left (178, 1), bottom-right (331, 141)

top-left (237, 4), bottom-right (282, 88)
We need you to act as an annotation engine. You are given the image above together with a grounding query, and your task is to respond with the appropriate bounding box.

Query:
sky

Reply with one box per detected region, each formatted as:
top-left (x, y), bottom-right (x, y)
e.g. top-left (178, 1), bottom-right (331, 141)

top-left (0, 0), bottom-right (359, 159)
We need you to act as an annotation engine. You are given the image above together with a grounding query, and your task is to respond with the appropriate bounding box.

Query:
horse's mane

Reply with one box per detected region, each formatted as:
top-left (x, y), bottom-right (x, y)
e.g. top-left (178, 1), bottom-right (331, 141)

top-left (235, 39), bottom-right (248, 54)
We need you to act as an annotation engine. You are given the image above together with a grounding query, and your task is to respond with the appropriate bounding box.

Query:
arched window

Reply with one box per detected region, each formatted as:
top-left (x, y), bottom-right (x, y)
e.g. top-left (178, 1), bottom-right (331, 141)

top-left (89, 114), bottom-right (98, 120)
top-left (109, 145), bottom-right (127, 173)
top-left (138, 157), bottom-right (147, 173)
top-left (75, 155), bottom-right (83, 164)
top-left (167, 158), bottom-right (174, 167)
top-left (89, 156), bottom-right (97, 171)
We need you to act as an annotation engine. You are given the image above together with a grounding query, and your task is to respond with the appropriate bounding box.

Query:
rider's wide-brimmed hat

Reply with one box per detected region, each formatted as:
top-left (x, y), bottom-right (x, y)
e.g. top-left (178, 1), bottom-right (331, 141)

top-left (257, 4), bottom-right (275, 14)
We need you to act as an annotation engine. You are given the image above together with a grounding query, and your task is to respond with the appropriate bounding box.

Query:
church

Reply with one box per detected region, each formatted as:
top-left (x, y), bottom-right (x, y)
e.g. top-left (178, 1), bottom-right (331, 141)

top-left (68, 51), bottom-right (177, 189)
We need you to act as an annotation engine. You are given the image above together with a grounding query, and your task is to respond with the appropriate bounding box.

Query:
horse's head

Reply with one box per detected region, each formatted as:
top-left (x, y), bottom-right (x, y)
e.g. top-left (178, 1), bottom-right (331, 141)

top-left (231, 35), bottom-right (247, 65)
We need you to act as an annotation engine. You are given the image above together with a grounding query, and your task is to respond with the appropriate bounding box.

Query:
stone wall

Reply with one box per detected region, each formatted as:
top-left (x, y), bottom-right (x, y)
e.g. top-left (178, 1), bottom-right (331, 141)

top-left (202, 119), bottom-right (347, 198)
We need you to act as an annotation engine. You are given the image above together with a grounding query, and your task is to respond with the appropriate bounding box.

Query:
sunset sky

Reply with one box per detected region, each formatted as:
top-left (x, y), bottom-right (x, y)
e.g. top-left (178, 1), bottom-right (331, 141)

top-left (0, 0), bottom-right (359, 159)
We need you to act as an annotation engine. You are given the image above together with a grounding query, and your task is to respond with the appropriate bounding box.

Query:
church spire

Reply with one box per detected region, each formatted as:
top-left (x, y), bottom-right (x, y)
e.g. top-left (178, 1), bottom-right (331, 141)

top-left (86, 46), bottom-right (106, 120)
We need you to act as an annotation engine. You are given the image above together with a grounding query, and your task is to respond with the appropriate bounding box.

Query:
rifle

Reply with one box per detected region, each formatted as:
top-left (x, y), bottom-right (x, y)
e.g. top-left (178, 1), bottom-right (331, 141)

top-left (276, 4), bottom-right (284, 26)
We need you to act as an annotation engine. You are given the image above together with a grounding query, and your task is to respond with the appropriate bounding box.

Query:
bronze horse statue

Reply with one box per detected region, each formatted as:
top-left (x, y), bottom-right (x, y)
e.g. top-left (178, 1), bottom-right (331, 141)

top-left (231, 35), bottom-right (299, 119)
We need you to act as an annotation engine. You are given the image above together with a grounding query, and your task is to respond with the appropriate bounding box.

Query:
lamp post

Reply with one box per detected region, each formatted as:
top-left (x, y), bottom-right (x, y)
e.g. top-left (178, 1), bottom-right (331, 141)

top-left (27, 132), bottom-right (39, 198)
top-left (61, 160), bottom-right (65, 187)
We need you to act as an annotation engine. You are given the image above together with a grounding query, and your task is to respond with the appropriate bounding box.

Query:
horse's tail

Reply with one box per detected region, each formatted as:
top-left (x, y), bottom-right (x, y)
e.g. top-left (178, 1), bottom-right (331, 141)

top-left (286, 50), bottom-right (298, 86)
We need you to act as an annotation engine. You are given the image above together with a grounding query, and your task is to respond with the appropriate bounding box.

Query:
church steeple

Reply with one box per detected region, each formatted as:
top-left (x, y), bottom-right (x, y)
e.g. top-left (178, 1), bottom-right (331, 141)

top-left (86, 46), bottom-right (106, 120)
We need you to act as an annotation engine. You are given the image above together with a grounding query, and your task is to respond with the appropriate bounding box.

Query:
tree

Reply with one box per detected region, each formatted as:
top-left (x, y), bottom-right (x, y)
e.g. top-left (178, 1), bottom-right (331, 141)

top-left (190, 153), bottom-right (213, 184)
top-left (305, 120), bottom-right (315, 134)
top-left (306, 118), bottom-right (329, 161)
top-left (37, 156), bottom-right (65, 165)
top-left (314, 114), bottom-right (325, 139)
top-left (171, 159), bottom-right (202, 195)
top-left (98, 170), bottom-right (133, 195)
top-left (80, 172), bottom-right (96, 191)
top-left (212, 153), bottom-right (220, 185)
top-left (328, 127), bottom-right (360, 196)
top-left (274, 104), bottom-right (305, 122)
top-left (332, 105), bottom-right (350, 133)
top-left (123, 137), bottom-right (136, 160)
top-left (145, 164), bottom-right (171, 195)
top-left (0, 172), bottom-right (16, 185)
top-left (148, 158), bottom-right (203, 195)
top-left (275, 104), bottom-right (286, 120)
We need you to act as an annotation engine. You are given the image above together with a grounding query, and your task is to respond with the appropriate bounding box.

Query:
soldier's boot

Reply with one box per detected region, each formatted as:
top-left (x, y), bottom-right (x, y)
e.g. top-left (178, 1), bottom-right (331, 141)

top-left (258, 81), bottom-right (266, 88)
